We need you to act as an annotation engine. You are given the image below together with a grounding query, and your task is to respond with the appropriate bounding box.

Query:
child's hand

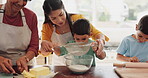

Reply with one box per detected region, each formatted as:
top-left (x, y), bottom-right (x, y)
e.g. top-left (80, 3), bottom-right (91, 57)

top-left (129, 56), bottom-right (139, 62)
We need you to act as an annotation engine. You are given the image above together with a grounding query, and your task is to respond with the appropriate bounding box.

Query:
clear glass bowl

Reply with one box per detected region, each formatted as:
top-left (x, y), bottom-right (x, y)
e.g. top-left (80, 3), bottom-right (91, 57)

top-left (64, 54), bottom-right (93, 74)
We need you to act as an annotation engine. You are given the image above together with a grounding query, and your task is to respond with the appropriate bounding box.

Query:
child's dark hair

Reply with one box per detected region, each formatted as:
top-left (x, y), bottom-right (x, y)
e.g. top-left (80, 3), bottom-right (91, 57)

top-left (138, 15), bottom-right (148, 35)
top-left (72, 19), bottom-right (90, 35)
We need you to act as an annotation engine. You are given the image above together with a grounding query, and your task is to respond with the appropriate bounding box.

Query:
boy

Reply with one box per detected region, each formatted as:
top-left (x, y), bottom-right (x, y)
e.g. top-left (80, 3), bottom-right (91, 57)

top-left (116, 15), bottom-right (148, 62)
top-left (53, 19), bottom-right (106, 66)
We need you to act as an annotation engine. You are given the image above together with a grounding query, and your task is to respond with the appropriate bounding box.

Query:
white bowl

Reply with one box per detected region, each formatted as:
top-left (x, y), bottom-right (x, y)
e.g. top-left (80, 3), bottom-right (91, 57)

top-left (64, 54), bottom-right (93, 74)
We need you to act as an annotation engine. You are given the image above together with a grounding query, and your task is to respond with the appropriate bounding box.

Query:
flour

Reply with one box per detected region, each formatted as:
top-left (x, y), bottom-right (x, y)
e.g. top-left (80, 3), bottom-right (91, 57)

top-left (68, 65), bottom-right (89, 72)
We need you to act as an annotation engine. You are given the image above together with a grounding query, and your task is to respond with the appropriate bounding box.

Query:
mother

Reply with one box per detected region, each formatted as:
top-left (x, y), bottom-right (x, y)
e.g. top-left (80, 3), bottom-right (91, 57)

top-left (41, 0), bottom-right (109, 65)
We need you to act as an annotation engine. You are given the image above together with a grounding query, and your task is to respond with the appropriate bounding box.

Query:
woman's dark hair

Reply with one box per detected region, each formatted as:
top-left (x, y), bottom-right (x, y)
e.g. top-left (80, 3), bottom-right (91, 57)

top-left (42, 0), bottom-right (72, 26)
top-left (43, 0), bottom-right (64, 16)
top-left (42, 0), bottom-right (73, 35)
top-left (138, 15), bottom-right (148, 35)
top-left (72, 19), bottom-right (90, 35)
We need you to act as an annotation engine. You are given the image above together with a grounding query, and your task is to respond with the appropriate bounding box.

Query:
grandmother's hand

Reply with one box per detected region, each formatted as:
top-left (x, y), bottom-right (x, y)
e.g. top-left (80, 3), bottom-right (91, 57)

top-left (16, 56), bottom-right (29, 73)
top-left (0, 57), bottom-right (15, 73)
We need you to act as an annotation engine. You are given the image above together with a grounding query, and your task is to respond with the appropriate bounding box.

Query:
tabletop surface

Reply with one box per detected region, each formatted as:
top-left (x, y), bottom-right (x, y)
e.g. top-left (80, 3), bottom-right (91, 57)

top-left (52, 66), bottom-right (119, 78)
top-left (0, 65), bottom-right (119, 78)
top-left (115, 67), bottom-right (148, 78)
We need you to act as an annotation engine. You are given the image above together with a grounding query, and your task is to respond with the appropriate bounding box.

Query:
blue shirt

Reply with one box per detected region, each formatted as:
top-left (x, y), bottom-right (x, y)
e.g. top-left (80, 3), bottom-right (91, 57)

top-left (116, 35), bottom-right (148, 62)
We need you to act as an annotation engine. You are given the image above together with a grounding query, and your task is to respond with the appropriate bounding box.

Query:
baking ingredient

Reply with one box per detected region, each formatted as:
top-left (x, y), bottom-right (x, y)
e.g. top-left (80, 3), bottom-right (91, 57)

top-left (30, 67), bottom-right (51, 77)
top-left (68, 65), bottom-right (89, 72)
top-left (22, 67), bottom-right (51, 78)
top-left (22, 70), bottom-right (35, 78)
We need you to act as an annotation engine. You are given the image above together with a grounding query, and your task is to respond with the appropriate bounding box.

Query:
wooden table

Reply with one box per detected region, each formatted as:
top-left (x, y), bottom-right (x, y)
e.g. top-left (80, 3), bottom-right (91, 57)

top-left (115, 67), bottom-right (148, 78)
top-left (1, 65), bottom-right (119, 78)
top-left (51, 66), bottom-right (119, 78)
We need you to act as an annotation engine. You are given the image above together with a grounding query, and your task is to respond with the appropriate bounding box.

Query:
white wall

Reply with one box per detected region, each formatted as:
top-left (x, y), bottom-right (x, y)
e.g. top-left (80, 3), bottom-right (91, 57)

top-left (0, 0), bottom-right (6, 4)
top-left (100, 28), bottom-right (136, 46)
top-left (0, 0), bottom-right (2, 3)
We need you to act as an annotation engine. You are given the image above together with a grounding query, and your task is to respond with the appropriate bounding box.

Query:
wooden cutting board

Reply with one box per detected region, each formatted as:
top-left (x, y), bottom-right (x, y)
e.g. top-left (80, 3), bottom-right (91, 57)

top-left (114, 68), bottom-right (148, 78)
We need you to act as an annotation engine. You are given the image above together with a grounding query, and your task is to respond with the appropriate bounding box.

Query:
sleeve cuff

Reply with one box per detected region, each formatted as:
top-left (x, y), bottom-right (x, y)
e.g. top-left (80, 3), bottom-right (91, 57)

top-left (60, 46), bottom-right (68, 56)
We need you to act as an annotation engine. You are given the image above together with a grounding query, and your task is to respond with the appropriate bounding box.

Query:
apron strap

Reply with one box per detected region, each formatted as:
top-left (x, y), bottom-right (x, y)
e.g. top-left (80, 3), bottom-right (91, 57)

top-left (20, 9), bottom-right (27, 26)
top-left (0, 4), bottom-right (5, 23)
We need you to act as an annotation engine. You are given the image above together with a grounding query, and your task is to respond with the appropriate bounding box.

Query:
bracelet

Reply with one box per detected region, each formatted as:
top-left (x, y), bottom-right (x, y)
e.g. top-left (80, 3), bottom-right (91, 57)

top-left (24, 56), bottom-right (29, 62)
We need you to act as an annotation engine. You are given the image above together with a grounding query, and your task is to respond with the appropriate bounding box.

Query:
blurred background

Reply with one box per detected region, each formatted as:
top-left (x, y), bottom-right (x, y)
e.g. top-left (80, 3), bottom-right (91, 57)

top-left (1, 0), bottom-right (148, 65)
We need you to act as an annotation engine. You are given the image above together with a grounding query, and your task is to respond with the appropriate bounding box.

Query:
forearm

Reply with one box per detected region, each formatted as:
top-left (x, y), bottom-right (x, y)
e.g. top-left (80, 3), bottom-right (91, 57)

top-left (25, 51), bottom-right (36, 61)
top-left (116, 54), bottom-right (130, 62)
top-left (29, 22), bottom-right (39, 56)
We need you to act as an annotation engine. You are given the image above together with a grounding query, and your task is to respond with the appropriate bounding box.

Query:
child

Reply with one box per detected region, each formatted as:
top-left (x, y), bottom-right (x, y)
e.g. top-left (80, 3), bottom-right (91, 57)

top-left (53, 19), bottom-right (106, 66)
top-left (116, 15), bottom-right (148, 62)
